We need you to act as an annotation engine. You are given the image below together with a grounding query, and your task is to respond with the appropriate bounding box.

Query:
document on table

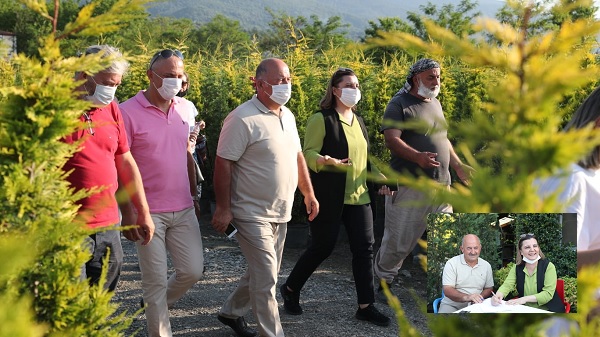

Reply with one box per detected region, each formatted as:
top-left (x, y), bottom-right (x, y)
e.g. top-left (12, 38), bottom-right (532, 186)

top-left (455, 298), bottom-right (552, 313)
top-left (462, 298), bottom-right (505, 313)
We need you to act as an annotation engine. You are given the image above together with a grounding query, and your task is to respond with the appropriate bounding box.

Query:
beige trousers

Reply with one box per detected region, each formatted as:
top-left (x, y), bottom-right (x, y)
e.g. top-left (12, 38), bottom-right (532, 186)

top-left (220, 219), bottom-right (287, 337)
top-left (137, 207), bottom-right (204, 337)
top-left (374, 186), bottom-right (452, 284)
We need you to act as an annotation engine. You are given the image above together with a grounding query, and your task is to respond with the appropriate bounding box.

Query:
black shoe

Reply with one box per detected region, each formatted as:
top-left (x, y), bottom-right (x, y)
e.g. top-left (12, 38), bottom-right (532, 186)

top-left (356, 304), bottom-right (391, 326)
top-left (280, 283), bottom-right (302, 315)
top-left (140, 298), bottom-right (144, 309)
top-left (217, 315), bottom-right (258, 337)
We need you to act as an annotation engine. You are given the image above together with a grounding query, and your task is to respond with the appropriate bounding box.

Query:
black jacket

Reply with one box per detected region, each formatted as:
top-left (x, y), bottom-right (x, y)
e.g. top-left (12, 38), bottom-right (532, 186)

top-left (309, 108), bottom-right (377, 223)
top-left (515, 258), bottom-right (566, 313)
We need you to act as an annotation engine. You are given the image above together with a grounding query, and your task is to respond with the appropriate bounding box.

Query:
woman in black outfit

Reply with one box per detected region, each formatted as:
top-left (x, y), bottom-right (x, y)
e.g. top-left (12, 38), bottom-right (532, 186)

top-left (279, 68), bottom-right (390, 326)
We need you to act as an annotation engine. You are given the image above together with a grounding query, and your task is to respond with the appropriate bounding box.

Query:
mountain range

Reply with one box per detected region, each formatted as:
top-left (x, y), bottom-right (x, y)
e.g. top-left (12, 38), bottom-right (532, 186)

top-left (146, 0), bottom-right (505, 39)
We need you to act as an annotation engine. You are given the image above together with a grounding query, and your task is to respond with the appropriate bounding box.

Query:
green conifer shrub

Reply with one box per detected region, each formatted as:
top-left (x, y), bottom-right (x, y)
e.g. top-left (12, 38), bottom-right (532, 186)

top-left (0, 1), bottom-right (151, 336)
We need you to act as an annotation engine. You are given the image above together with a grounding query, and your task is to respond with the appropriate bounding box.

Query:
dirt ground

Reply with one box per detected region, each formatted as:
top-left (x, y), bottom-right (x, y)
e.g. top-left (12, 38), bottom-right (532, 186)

top-left (113, 212), bottom-right (431, 337)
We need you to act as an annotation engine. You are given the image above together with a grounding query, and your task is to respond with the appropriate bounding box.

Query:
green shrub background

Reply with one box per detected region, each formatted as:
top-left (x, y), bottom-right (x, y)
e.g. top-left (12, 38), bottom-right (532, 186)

top-left (2, 0), bottom-right (600, 336)
top-left (428, 213), bottom-right (577, 312)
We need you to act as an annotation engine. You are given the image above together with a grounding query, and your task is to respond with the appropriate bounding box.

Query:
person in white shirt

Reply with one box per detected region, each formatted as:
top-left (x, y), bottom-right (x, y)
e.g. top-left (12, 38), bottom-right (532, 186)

top-left (438, 234), bottom-right (494, 313)
top-left (536, 86), bottom-right (600, 269)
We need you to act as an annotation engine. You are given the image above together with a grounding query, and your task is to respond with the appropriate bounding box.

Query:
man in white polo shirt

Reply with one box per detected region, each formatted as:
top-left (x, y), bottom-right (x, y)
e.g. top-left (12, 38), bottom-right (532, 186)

top-left (438, 234), bottom-right (494, 313)
top-left (211, 58), bottom-right (319, 337)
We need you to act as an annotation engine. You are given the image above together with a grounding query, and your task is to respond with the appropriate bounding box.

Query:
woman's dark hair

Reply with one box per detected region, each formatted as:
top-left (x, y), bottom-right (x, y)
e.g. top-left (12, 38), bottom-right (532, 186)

top-left (564, 86), bottom-right (600, 169)
top-left (319, 67), bottom-right (356, 111)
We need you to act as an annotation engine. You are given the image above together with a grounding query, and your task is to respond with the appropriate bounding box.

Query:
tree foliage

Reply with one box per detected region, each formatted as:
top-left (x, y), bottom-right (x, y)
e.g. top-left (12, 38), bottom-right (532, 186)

top-left (368, 0), bottom-right (600, 214)
top-left (195, 14), bottom-right (252, 57)
top-left (0, 0), bottom-right (151, 336)
top-left (3, 0), bottom-right (600, 336)
top-left (254, 9), bottom-right (351, 54)
top-left (407, 0), bottom-right (481, 40)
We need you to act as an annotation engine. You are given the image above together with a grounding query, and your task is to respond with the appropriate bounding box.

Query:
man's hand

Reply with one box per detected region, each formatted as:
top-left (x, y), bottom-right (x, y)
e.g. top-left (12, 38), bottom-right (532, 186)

top-left (122, 212), bottom-right (155, 246)
top-left (415, 151), bottom-right (440, 169)
top-left (455, 163), bottom-right (475, 186)
top-left (466, 293), bottom-right (484, 304)
top-left (305, 197), bottom-right (319, 222)
top-left (193, 200), bottom-right (202, 222)
top-left (211, 205), bottom-right (233, 234)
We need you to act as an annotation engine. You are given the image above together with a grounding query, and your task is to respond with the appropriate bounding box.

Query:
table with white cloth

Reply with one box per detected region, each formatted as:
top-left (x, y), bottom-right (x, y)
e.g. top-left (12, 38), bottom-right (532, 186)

top-left (453, 298), bottom-right (553, 313)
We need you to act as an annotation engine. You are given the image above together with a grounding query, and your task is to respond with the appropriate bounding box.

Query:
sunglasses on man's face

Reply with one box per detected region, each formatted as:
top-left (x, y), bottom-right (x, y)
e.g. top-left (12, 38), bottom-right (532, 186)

top-left (149, 49), bottom-right (184, 69)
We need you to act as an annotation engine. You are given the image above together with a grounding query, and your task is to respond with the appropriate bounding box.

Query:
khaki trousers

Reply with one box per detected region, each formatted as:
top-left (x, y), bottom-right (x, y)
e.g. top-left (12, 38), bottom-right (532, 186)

top-left (220, 219), bottom-right (287, 337)
top-left (374, 186), bottom-right (452, 284)
top-left (137, 207), bottom-right (204, 337)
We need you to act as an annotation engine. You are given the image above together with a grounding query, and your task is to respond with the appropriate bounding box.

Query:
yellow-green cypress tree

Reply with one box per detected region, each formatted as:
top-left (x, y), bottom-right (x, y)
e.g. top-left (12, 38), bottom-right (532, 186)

top-left (369, 0), bottom-right (600, 335)
top-left (0, 1), bottom-right (150, 336)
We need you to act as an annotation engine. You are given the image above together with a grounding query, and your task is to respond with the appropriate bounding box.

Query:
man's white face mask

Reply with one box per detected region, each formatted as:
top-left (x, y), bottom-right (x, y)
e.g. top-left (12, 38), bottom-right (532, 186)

top-left (153, 71), bottom-right (182, 101)
top-left (262, 80), bottom-right (292, 106)
top-left (86, 76), bottom-right (117, 106)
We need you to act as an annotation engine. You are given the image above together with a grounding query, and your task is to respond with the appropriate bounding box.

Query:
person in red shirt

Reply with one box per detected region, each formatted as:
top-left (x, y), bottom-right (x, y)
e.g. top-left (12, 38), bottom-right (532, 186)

top-left (63, 45), bottom-right (154, 291)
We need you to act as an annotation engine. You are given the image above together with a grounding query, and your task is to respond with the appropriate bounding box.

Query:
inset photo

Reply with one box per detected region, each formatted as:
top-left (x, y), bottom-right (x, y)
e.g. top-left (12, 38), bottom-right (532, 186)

top-left (427, 213), bottom-right (576, 314)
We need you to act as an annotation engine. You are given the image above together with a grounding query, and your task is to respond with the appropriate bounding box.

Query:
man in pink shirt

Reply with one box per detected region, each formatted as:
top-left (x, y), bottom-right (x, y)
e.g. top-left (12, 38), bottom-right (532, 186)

top-left (120, 49), bottom-right (204, 337)
top-left (64, 45), bottom-right (154, 292)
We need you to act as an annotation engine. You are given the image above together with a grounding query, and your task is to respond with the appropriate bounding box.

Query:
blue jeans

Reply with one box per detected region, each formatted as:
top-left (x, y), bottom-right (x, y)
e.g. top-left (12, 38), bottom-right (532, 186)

top-left (83, 226), bottom-right (123, 292)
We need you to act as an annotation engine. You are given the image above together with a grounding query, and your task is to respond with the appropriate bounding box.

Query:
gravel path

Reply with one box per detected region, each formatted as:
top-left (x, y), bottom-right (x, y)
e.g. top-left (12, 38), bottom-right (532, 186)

top-left (113, 214), bottom-right (431, 337)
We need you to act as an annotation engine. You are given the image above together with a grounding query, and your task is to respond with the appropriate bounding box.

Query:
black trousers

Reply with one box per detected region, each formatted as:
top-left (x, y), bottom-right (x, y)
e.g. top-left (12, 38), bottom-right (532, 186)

top-left (285, 204), bottom-right (375, 305)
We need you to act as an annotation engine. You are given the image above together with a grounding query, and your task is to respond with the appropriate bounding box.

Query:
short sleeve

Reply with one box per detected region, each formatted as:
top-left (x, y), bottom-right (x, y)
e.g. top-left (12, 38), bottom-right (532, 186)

top-left (380, 96), bottom-right (405, 133)
top-left (442, 259), bottom-right (457, 287)
top-left (216, 112), bottom-right (249, 162)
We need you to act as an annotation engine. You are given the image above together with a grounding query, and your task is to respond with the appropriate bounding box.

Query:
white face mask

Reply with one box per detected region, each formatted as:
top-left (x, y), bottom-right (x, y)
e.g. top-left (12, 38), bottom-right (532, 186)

top-left (417, 81), bottom-right (440, 99)
top-left (522, 255), bottom-right (541, 264)
top-left (263, 82), bottom-right (292, 106)
top-left (338, 88), bottom-right (361, 107)
top-left (86, 77), bottom-right (117, 106)
top-left (153, 71), bottom-right (182, 101)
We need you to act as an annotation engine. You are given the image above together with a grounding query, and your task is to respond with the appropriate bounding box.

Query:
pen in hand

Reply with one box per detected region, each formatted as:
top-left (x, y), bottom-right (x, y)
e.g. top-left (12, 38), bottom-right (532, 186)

top-left (491, 291), bottom-right (502, 306)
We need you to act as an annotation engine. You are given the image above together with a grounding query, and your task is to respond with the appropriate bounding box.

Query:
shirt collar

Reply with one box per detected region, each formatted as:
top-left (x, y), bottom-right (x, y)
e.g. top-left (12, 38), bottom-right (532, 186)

top-left (251, 94), bottom-right (282, 115)
top-left (460, 254), bottom-right (479, 268)
top-left (136, 90), bottom-right (182, 109)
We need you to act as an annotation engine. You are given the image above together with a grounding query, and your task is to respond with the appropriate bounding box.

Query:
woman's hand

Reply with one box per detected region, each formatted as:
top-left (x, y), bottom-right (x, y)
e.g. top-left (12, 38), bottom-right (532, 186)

top-left (319, 155), bottom-right (351, 167)
top-left (506, 297), bottom-right (525, 305)
top-left (506, 295), bottom-right (536, 306)
top-left (491, 292), bottom-right (504, 306)
top-left (378, 185), bottom-right (395, 196)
